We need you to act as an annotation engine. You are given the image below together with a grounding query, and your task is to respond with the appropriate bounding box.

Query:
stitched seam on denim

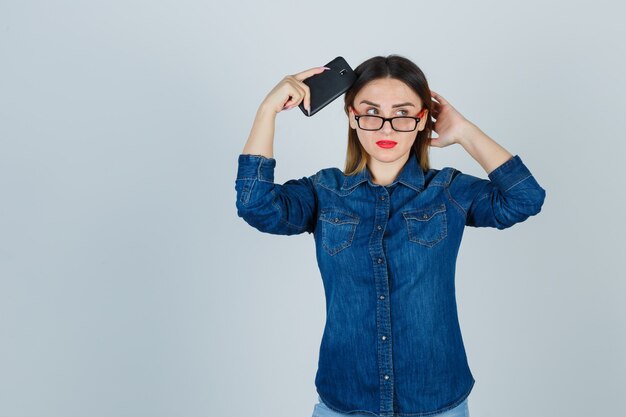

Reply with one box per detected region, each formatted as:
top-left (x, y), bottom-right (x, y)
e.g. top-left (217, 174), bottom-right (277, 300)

top-left (398, 181), bottom-right (422, 192)
top-left (269, 188), bottom-right (307, 232)
top-left (320, 221), bottom-right (356, 256)
top-left (319, 208), bottom-right (360, 222)
top-left (401, 203), bottom-right (446, 219)
top-left (340, 173), bottom-right (367, 191)
top-left (385, 246), bottom-right (395, 413)
top-left (443, 167), bottom-right (455, 187)
top-left (395, 379), bottom-right (473, 415)
top-left (475, 191), bottom-right (490, 202)
top-left (257, 158), bottom-right (264, 180)
top-left (238, 178), bottom-right (255, 206)
top-left (235, 176), bottom-right (258, 181)
top-left (430, 167), bottom-right (454, 187)
top-left (488, 155), bottom-right (517, 177)
top-left (380, 190), bottom-right (394, 415)
top-left (239, 154), bottom-right (274, 161)
top-left (319, 208), bottom-right (359, 254)
top-left (445, 183), bottom-right (467, 218)
top-left (502, 174), bottom-right (532, 192)
top-left (319, 181), bottom-right (361, 195)
top-left (367, 198), bottom-right (385, 413)
top-left (317, 395), bottom-right (378, 416)
top-left (257, 158), bottom-right (275, 183)
top-left (403, 211), bottom-right (447, 247)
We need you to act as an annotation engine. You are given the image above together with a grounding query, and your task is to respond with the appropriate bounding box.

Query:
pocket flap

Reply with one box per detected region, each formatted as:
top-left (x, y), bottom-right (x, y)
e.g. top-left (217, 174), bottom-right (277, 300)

top-left (319, 209), bottom-right (360, 225)
top-left (402, 204), bottom-right (446, 221)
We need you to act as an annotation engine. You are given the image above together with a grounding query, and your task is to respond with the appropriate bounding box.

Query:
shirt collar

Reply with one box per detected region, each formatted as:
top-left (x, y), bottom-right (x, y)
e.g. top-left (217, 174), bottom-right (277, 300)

top-left (341, 151), bottom-right (425, 192)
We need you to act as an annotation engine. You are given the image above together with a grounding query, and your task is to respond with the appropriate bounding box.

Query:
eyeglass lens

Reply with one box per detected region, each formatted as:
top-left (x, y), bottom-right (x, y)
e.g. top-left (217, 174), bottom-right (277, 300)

top-left (358, 116), bottom-right (417, 132)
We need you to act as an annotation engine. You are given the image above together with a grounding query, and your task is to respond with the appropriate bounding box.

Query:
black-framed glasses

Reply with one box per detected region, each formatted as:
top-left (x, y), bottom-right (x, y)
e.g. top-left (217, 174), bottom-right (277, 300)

top-left (352, 108), bottom-right (425, 132)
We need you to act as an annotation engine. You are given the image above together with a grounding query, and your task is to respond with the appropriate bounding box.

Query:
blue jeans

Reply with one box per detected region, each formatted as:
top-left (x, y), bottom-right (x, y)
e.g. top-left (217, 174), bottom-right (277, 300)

top-left (311, 395), bottom-right (470, 417)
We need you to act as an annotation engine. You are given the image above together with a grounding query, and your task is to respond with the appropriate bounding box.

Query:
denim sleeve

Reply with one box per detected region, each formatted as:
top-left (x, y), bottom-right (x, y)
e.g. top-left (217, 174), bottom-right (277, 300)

top-left (234, 154), bottom-right (318, 235)
top-left (447, 155), bottom-right (546, 229)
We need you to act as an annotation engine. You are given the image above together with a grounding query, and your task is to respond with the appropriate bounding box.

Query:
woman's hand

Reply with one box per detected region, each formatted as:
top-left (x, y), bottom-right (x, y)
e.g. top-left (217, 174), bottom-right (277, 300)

top-left (429, 90), bottom-right (476, 148)
top-left (260, 66), bottom-right (330, 115)
top-left (242, 65), bottom-right (329, 158)
top-left (429, 90), bottom-right (514, 174)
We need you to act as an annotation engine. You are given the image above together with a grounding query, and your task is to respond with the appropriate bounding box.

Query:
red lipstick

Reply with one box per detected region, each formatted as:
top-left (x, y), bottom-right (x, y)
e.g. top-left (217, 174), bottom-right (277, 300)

top-left (376, 140), bottom-right (397, 149)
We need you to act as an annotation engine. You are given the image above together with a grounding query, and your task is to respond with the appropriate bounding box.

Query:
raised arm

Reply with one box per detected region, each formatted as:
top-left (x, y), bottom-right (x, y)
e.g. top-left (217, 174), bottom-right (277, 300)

top-left (235, 65), bottom-right (329, 235)
top-left (429, 90), bottom-right (546, 228)
top-left (429, 90), bottom-right (514, 173)
top-left (241, 66), bottom-right (329, 158)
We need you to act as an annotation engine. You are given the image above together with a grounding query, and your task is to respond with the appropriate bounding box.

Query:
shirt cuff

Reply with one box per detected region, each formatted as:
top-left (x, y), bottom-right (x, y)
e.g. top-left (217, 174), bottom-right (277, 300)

top-left (236, 154), bottom-right (276, 182)
top-left (487, 155), bottom-right (533, 192)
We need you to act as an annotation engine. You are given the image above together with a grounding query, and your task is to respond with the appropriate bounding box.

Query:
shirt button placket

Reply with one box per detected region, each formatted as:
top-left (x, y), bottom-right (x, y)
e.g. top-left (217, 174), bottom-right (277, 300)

top-left (371, 186), bottom-right (394, 414)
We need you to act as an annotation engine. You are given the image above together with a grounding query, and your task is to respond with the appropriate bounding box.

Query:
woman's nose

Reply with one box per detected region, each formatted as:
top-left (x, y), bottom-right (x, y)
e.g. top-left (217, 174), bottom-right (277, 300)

top-left (380, 119), bottom-right (394, 133)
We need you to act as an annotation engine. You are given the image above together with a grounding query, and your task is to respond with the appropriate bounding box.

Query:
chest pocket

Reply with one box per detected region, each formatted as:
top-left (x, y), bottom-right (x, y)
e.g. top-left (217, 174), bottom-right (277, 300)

top-left (319, 209), bottom-right (360, 256)
top-left (402, 203), bottom-right (448, 248)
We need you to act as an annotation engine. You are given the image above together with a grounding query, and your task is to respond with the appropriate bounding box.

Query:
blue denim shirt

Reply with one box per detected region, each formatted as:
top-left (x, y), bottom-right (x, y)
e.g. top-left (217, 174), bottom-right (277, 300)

top-left (235, 151), bottom-right (546, 416)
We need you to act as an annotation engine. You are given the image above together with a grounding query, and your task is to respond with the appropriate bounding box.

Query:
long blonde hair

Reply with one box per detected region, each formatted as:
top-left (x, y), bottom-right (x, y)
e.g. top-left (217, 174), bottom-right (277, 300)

top-left (343, 55), bottom-right (434, 175)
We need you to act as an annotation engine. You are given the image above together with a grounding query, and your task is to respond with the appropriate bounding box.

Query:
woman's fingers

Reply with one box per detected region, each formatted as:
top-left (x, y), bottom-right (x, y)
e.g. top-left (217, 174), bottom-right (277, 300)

top-left (294, 66), bottom-right (328, 112)
top-left (294, 66), bottom-right (329, 82)
top-left (267, 66), bottom-right (330, 113)
top-left (430, 90), bottom-right (448, 105)
top-left (297, 79), bottom-right (312, 112)
top-left (282, 77), bottom-right (307, 109)
top-left (285, 71), bottom-right (319, 111)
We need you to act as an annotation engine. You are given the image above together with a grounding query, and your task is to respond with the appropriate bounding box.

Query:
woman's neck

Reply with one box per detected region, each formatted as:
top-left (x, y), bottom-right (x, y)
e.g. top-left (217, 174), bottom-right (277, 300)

top-left (367, 153), bottom-right (410, 186)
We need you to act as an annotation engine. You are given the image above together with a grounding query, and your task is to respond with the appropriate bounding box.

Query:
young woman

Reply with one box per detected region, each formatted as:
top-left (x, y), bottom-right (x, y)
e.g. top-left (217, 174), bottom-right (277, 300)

top-left (235, 55), bottom-right (546, 417)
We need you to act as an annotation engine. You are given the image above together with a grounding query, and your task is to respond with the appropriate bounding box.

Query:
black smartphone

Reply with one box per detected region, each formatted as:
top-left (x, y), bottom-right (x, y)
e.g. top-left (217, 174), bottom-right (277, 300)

top-left (299, 56), bottom-right (357, 117)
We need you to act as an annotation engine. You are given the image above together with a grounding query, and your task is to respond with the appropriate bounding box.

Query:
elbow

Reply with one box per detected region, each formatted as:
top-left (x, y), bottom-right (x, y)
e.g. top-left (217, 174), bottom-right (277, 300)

top-left (235, 193), bottom-right (295, 235)
top-left (532, 187), bottom-right (546, 216)
top-left (495, 186), bottom-right (546, 229)
top-left (236, 197), bottom-right (275, 232)
top-left (234, 178), bottom-right (275, 231)
top-left (526, 185), bottom-right (546, 216)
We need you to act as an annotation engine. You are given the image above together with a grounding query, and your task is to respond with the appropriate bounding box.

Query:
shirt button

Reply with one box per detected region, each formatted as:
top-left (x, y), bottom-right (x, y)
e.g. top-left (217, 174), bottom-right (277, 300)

top-left (377, 258), bottom-right (383, 263)
top-left (334, 218), bottom-right (339, 223)
top-left (379, 295), bottom-right (385, 300)
top-left (381, 335), bottom-right (387, 341)
top-left (380, 196), bottom-right (385, 200)
top-left (384, 375), bottom-right (390, 380)
top-left (377, 225), bottom-right (382, 230)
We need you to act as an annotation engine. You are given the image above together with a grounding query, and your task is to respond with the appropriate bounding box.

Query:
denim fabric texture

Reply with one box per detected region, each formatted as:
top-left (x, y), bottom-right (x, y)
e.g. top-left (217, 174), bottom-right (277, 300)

top-left (235, 151), bottom-right (546, 417)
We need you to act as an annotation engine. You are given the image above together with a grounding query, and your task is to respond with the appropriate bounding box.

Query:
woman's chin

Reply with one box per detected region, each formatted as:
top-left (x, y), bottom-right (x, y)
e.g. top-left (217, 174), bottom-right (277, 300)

top-left (369, 149), bottom-right (405, 162)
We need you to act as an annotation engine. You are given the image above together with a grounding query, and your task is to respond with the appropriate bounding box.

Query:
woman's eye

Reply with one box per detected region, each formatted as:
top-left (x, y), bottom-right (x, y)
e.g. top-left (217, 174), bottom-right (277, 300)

top-left (364, 108), bottom-right (408, 116)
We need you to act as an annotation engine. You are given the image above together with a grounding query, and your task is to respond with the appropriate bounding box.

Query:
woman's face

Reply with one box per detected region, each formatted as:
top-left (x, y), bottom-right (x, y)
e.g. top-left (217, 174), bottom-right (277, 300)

top-left (349, 78), bottom-right (428, 165)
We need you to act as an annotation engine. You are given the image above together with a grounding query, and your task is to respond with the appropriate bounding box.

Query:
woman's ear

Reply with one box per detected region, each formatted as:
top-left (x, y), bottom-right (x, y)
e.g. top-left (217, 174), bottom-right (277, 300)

top-left (348, 106), bottom-right (357, 130)
top-left (417, 109), bottom-right (428, 131)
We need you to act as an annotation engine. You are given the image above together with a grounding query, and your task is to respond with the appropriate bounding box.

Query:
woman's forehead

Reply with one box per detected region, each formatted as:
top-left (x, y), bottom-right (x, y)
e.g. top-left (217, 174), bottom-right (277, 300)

top-left (355, 78), bottom-right (421, 107)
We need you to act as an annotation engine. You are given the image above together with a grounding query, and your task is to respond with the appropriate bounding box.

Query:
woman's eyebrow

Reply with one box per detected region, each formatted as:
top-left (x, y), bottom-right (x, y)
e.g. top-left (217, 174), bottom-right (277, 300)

top-left (360, 100), bottom-right (415, 108)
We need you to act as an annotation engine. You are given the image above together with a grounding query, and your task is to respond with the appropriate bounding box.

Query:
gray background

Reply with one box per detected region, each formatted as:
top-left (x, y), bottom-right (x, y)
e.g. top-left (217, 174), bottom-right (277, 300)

top-left (1, 1), bottom-right (624, 416)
